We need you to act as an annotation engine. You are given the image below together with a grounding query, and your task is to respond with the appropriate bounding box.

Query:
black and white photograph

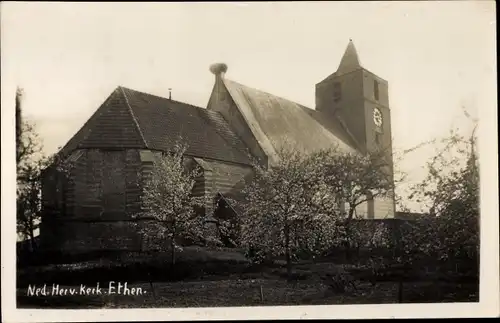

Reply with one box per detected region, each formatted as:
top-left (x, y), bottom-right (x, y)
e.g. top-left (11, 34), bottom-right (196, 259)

top-left (1, 1), bottom-right (498, 321)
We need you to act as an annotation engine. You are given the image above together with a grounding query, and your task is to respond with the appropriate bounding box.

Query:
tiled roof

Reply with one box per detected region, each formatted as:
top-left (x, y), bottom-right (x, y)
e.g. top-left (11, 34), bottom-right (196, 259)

top-left (77, 87), bottom-right (147, 149)
top-left (222, 79), bottom-right (359, 160)
top-left (58, 86), bottom-right (252, 165)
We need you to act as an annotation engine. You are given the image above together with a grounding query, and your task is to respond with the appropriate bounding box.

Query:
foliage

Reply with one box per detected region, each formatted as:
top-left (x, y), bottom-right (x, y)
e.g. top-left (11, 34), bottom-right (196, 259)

top-left (307, 146), bottom-right (396, 258)
top-left (350, 220), bottom-right (392, 252)
top-left (234, 144), bottom-right (346, 277)
top-left (309, 147), bottom-right (394, 222)
top-left (379, 113), bottom-right (480, 283)
top-left (408, 120), bottom-right (479, 265)
top-left (233, 140), bottom-right (400, 277)
top-left (214, 205), bottom-right (241, 248)
top-left (16, 88), bottom-right (49, 249)
top-left (17, 156), bottom-right (45, 240)
top-left (322, 271), bottom-right (358, 293)
top-left (137, 140), bottom-right (207, 264)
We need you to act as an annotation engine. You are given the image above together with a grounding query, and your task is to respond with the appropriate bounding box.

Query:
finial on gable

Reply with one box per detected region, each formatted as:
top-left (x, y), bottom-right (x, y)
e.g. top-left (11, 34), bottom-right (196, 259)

top-left (209, 63), bottom-right (228, 79)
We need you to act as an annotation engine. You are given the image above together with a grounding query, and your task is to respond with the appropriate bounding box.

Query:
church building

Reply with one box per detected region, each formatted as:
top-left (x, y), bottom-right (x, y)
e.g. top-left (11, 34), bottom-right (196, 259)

top-left (40, 40), bottom-right (395, 252)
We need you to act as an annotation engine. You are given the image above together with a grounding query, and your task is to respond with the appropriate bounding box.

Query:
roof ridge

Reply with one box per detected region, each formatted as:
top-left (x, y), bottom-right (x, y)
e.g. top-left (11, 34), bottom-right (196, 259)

top-left (193, 105), bottom-right (252, 162)
top-left (297, 103), bottom-right (359, 152)
top-left (119, 86), bottom-right (205, 110)
top-left (222, 79), bottom-right (280, 165)
top-left (224, 78), bottom-right (357, 151)
top-left (334, 114), bottom-right (365, 153)
top-left (56, 87), bottom-right (119, 159)
top-left (119, 86), bottom-right (149, 148)
top-left (223, 78), bottom-right (359, 157)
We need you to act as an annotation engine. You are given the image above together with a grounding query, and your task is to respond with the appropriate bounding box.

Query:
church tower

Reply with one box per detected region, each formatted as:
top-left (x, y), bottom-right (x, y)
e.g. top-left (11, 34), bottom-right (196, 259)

top-left (315, 40), bottom-right (393, 157)
top-left (315, 40), bottom-right (395, 218)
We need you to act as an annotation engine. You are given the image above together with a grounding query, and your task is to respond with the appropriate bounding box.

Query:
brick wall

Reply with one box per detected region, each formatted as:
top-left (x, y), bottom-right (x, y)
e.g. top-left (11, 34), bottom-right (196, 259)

top-left (41, 149), bottom-right (222, 253)
top-left (40, 219), bottom-right (175, 253)
top-left (125, 150), bottom-right (142, 217)
top-left (41, 149), bottom-right (151, 252)
top-left (65, 149), bottom-right (143, 220)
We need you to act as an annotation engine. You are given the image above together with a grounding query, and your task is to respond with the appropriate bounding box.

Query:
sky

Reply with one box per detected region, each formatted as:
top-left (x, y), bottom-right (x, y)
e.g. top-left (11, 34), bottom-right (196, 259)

top-left (1, 1), bottom-right (497, 211)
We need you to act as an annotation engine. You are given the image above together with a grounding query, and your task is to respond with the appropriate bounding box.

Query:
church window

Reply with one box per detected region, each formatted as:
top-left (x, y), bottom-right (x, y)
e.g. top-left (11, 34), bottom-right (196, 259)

top-left (374, 80), bottom-right (379, 101)
top-left (333, 82), bottom-right (341, 102)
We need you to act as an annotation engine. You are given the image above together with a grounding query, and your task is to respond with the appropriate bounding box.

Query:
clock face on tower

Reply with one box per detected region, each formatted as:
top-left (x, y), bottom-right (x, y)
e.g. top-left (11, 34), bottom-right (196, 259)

top-left (373, 108), bottom-right (383, 127)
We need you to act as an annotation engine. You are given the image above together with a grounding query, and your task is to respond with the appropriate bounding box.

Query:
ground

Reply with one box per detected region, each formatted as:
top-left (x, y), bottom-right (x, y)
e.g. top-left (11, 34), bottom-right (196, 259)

top-left (17, 279), bottom-right (477, 309)
top-left (16, 247), bottom-right (478, 308)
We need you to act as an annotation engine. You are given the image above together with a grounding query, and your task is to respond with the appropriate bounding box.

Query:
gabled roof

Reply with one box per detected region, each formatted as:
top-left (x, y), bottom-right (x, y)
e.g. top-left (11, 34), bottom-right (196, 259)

top-left (57, 87), bottom-right (252, 165)
top-left (222, 79), bottom-right (358, 160)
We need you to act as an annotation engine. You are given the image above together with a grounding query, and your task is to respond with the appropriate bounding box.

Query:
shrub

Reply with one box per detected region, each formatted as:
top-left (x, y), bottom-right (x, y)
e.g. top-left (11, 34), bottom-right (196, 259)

top-left (322, 271), bottom-right (357, 293)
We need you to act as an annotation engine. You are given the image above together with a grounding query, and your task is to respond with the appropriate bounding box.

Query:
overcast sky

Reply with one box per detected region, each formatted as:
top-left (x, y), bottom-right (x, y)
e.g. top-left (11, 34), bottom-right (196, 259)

top-left (1, 2), bottom-right (496, 211)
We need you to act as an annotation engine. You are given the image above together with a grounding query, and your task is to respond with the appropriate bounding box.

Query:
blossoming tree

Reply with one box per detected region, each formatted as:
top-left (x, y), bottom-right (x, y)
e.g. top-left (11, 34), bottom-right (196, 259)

top-left (139, 141), bottom-right (206, 265)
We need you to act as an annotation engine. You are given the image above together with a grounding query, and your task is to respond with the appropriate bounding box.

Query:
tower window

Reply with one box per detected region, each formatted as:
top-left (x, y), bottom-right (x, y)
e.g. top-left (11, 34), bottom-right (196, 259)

top-left (333, 82), bottom-right (341, 102)
top-left (374, 80), bottom-right (379, 101)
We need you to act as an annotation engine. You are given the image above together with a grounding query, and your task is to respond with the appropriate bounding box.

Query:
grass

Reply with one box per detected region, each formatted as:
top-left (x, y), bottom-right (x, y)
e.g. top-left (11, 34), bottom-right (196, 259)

top-left (17, 246), bottom-right (249, 287)
top-left (16, 248), bottom-right (479, 308)
top-left (17, 278), bottom-right (478, 309)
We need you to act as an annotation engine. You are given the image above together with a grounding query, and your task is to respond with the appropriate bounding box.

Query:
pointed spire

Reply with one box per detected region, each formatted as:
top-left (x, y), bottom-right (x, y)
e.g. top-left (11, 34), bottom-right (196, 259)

top-left (337, 39), bottom-right (361, 74)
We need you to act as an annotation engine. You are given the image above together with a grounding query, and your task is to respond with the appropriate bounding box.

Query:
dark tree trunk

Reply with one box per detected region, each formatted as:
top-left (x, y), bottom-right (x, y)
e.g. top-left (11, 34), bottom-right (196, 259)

top-left (344, 225), bottom-right (352, 261)
top-left (145, 266), bottom-right (156, 300)
top-left (395, 221), bottom-right (404, 303)
top-left (149, 279), bottom-right (156, 300)
top-left (345, 242), bottom-right (351, 261)
top-left (28, 225), bottom-right (37, 252)
top-left (284, 224), bottom-right (292, 280)
top-left (171, 221), bottom-right (177, 266)
top-left (140, 236), bottom-right (156, 299)
top-left (171, 234), bottom-right (176, 266)
top-left (344, 208), bottom-right (355, 261)
top-left (286, 254), bottom-right (292, 280)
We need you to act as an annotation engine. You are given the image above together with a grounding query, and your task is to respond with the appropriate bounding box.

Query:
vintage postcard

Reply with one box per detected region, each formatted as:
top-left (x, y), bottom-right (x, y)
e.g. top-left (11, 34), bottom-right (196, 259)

top-left (1, 1), bottom-right (498, 321)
